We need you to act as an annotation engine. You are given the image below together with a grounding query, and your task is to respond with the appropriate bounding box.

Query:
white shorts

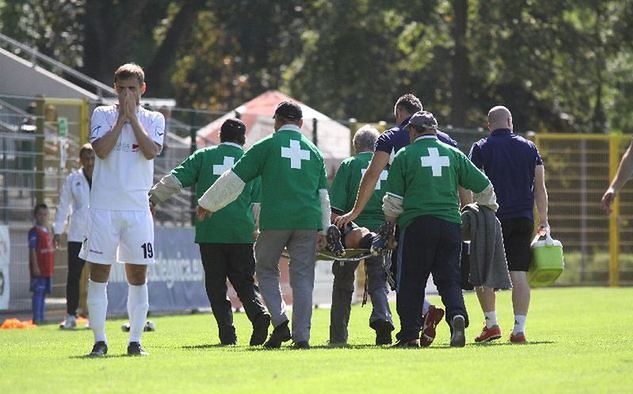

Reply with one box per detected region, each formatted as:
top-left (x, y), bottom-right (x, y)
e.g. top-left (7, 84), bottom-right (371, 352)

top-left (79, 209), bottom-right (155, 265)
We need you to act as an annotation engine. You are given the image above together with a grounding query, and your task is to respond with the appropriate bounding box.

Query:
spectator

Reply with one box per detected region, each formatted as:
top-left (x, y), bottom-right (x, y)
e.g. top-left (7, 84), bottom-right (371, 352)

top-left (28, 203), bottom-right (55, 324)
top-left (54, 143), bottom-right (95, 329)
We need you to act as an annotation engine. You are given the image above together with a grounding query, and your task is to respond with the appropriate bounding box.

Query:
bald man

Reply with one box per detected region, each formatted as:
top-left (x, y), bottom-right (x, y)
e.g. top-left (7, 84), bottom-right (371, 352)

top-left (467, 106), bottom-right (549, 344)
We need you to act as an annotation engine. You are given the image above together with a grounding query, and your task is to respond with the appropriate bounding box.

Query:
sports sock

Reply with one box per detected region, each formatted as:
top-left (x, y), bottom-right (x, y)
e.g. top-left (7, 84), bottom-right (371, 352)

top-left (422, 298), bottom-right (431, 316)
top-left (484, 311), bottom-right (498, 328)
top-left (87, 280), bottom-right (108, 343)
top-left (127, 283), bottom-right (149, 344)
top-left (513, 314), bottom-right (527, 335)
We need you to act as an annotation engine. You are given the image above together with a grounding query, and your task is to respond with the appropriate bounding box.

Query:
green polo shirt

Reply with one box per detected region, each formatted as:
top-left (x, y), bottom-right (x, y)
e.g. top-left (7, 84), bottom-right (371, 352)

top-left (232, 124), bottom-right (328, 230)
top-left (386, 135), bottom-right (490, 229)
top-left (329, 151), bottom-right (386, 230)
top-left (171, 142), bottom-right (260, 243)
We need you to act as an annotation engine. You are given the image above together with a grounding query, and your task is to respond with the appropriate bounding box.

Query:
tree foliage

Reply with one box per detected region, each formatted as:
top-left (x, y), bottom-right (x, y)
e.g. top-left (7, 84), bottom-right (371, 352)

top-left (1, 0), bottom-right (633, 132)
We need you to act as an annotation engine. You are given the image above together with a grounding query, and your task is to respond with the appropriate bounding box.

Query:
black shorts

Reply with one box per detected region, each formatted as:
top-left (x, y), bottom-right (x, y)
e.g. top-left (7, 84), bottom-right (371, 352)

top-left (500, 217), bottom-right (534, 272)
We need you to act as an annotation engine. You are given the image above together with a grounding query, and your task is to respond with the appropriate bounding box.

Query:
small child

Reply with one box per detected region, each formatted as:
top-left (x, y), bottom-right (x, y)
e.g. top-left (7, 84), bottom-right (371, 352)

top-left (28, 204), bottom-right (55, 324)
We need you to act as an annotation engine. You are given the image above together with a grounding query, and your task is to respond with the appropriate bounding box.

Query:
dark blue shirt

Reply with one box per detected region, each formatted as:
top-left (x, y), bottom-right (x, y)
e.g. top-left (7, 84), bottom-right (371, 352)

top-left (469, 128), bottom-right (543, 220)
top-left (375, 117), bottom-right (458, 162)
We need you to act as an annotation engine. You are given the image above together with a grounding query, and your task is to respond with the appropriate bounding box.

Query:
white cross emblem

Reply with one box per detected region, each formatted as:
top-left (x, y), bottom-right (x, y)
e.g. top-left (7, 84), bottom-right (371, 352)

top-left (362, 168), bottom-right (389, 190)
top-left (420, 147), bottom-right (449, 176)
top-left (213, 156), bottom-right (235, 175)
top-left (281, 140), bottom-right (310, 169)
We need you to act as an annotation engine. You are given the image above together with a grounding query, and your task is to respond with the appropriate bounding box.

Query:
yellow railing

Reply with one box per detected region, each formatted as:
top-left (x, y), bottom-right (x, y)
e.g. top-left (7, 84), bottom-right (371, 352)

top-left (533, 133), bottom-right (632, 287)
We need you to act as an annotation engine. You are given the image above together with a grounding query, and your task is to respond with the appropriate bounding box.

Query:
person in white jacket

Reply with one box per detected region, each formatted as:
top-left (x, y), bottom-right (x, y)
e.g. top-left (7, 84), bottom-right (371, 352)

top-left (54, 143), bottom-right (94, 329)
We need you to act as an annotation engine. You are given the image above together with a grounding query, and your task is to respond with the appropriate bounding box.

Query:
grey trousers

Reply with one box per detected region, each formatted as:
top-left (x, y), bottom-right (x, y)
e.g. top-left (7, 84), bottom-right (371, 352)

top-left (254, 229), bottom-right (317, 343)
top-left (329, 255), bottom-right (393, 343)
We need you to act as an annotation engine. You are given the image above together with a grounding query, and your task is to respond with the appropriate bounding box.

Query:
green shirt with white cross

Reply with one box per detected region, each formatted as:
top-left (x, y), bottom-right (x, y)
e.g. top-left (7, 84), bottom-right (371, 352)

top-left (385, 135), bottom-right (491, 229)
top-left (231, 124), bottom-right (328, 230)
top-left (329, 151), bottom-right (387, 230)
top-left (170, 142), bottom-right (261, 244)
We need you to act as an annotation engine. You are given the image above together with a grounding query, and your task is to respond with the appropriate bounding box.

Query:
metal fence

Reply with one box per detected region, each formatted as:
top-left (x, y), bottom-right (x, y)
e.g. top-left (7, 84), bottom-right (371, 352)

top-left (3, 94), bottom-right (633, 311)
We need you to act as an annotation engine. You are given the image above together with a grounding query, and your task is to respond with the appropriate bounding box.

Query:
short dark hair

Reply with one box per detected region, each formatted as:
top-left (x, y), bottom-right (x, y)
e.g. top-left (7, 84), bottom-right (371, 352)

top-left (33, 203), bottom-right (48, 216)
top-left (273, 101), bottom-right (303, 121)
top-left (220, 118), bottom-right (246, 145)
top-left (79, 143), bottom-right (94, 158)
top-left (394, 94), bottom-right (423, 116)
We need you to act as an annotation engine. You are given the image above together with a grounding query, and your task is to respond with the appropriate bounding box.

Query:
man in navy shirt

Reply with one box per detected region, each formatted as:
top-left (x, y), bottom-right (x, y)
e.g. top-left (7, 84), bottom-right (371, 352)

top-left (468, 105), bottom-right (549, 344)
top-left (335, 93), bottom-right (457, 347)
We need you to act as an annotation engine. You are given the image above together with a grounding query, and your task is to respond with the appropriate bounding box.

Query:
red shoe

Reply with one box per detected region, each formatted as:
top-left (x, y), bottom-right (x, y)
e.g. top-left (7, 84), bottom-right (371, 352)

top-left (420, 305), bottom-right (445, 347)
top-left (474, 325), bottom-right (502, 343)
top-left (510, 332), bottom-right (527, 344)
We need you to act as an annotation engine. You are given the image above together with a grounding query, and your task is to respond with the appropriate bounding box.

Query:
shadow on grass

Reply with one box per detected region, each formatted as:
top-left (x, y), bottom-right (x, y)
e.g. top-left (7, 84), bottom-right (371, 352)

top-left (469, 340), bottom-right (556, 347)
top-left (181, 343), bottom-right (232, 350)
top-left (69, 354), bottom-right (135, 359)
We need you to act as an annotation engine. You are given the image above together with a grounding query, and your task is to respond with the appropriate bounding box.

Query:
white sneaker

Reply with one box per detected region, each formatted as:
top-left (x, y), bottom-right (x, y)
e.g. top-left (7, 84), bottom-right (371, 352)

top-left (60, 315), bottom-right (77, 329)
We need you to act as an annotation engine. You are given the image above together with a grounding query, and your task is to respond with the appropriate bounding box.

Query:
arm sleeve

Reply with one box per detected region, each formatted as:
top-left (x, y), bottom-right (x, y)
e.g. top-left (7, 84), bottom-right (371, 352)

top-left (384, 151), bottom-right (405, 199)
top-left (198, 170), bottom-right (246, 212)
top-left (170, 151), bottom-right (202, 188)
top-left (250, 177), bottom-right (262, 228)
top-left (232, 141), bottom-right (266, 184)
top-left (329, 161), bottom-right (349, 211)
top-left (53, 175), bottom-right (72, 235)
top-left (252, 203), bottom-right (261, 229)
top-left (89, 107), bottom-right (108, 143)
top-left (374, 132), bottom-right (392, 154)
top-left (150, 112), bottom-right (166, 147)
top-left (383, 193), bottom-right (404, 218)
top-left (149, 173), bottom-right (184, 204)
top-left (473, 184), bottom-right (499, 212)
top-left (468, 143), bottom-right (483, 169)
top-left (458, 152), bottom-right (491, 194)
top-left (319, 189), bottom-right (331, 235)
top-left (28, 229), bottom-right (38, 250)
top-left (250, 177), bottom-right (262, 203)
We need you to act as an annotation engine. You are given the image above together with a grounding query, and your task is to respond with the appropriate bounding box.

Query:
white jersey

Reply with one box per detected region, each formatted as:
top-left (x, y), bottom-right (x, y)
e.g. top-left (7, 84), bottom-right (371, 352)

top-left (89, 105), bottom-right (165, 211)
top-left (53, 168), bottom-right (91, 242)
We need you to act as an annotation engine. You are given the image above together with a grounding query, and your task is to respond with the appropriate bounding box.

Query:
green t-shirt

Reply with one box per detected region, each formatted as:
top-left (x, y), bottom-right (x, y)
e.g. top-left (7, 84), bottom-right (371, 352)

top-left (171, 142), bottom-right (260, 244)
top-left (385, 135), bottom-right (490, 229)
top-left (232, 125), bottom-right (328, 230)
top-left (329, 151), bottom-right (387, 230)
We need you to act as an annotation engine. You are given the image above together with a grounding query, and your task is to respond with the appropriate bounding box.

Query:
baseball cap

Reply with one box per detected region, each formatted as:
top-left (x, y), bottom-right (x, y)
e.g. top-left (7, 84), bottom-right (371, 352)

top-left (221, 118), bottom-right (246, 135)
top-left (405, 111), bottom-right (438, 130)
top-left (273, 101), bottom-right (302, 121)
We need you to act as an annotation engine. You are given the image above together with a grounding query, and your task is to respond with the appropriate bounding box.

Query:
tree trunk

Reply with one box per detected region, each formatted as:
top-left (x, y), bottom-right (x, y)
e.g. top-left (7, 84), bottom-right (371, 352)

top-left (450, 0), bottom-right (469, 128)
top-left (145, 0), bottom-right (207, 97)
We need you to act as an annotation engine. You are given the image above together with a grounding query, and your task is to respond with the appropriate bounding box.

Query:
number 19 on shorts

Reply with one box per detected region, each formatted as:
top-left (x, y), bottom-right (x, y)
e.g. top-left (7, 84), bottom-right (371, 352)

top-left (141, 242), bottom-right (154, 259)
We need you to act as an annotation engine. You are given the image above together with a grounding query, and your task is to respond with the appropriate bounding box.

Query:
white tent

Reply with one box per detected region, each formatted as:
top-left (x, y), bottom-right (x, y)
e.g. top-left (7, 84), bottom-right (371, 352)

top-left (196, 90), bottom-right (351, 177)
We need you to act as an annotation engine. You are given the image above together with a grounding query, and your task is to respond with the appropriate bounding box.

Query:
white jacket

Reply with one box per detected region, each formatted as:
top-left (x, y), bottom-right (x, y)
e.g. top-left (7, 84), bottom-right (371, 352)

top-left (53, 169), bottom-right (91, 242)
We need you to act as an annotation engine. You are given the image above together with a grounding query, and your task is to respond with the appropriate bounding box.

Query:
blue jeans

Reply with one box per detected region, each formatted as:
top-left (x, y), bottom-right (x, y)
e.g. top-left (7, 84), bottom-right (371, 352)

top-left (30, 277), bottom-right (51, 323)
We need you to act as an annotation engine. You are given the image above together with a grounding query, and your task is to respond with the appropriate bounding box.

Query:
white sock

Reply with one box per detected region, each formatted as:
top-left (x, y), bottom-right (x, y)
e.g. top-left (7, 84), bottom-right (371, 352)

top-left (484, 311), bottom-right (498, 328)
top-left (127, 283), bottom-right (149, 344)
top-left (513, 315), bottom-right (527, 335)
top-left (422, 298), bottom-right (431, 315)
top-left (87, 280), bottom-right (108, 343)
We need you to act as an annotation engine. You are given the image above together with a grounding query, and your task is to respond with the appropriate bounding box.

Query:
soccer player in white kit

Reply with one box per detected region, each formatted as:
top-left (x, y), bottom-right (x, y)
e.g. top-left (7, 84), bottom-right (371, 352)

top-left (80, 63), bottom-right (165, 357)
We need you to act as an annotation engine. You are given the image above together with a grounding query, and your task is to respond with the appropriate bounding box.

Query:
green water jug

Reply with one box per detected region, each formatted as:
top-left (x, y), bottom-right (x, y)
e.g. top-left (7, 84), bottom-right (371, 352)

top-left (529, 232), bottom-right (564, 287)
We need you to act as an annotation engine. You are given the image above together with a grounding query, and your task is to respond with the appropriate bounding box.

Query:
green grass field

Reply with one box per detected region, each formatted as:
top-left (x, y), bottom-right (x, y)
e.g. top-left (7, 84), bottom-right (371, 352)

top-left (1, 287), bottom-right (632, 393)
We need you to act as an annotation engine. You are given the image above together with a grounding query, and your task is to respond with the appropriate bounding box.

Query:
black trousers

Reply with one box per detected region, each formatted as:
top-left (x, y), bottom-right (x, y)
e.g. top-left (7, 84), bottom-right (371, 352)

top-left (66, 241), bottom-right (86, 316)
top-left (199, 243), bottom-right (267, 343)
top-left (396, 215), bottom-right (468, 341)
